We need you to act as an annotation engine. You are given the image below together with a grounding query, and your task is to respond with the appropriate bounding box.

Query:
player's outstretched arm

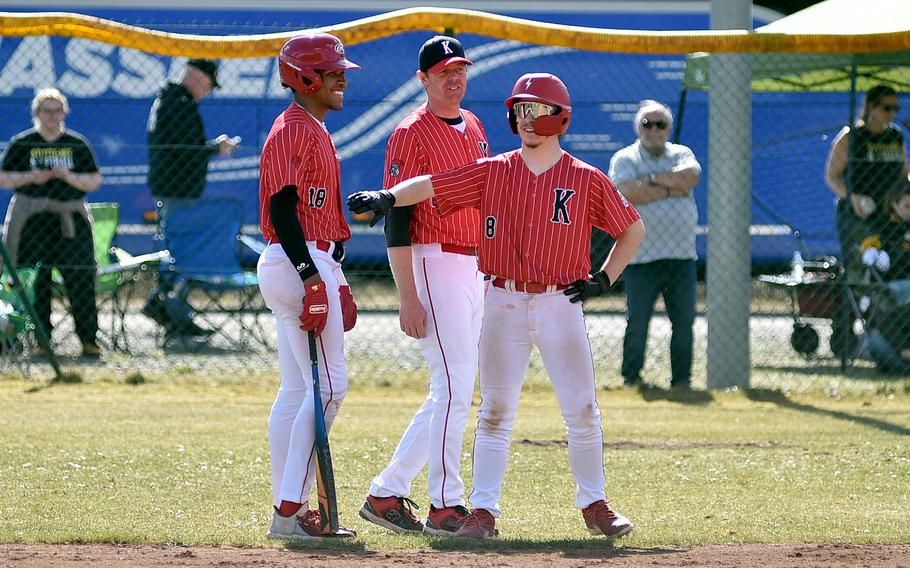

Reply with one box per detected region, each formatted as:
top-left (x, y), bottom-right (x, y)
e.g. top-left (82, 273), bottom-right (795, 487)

top-left (347, 175), bottom-right (435, 226)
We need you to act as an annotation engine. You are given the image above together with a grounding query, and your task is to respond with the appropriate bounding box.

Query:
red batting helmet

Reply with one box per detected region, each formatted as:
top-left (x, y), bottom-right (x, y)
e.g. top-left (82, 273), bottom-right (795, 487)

top-left (504, 73), bottom-right (572, 136)
top-left (278, 33), bottom-right (360, 94)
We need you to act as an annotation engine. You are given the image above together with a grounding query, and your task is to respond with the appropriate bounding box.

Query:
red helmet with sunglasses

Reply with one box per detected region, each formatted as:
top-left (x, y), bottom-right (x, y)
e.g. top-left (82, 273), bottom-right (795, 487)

top-left (505, 73), bottom-right (572, 136)
top-left (278, 33), bottom-right (360, 94)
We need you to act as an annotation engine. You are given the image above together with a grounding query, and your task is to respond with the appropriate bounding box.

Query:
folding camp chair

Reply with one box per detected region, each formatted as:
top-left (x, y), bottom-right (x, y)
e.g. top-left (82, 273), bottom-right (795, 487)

top-left (51, 203), bottom-right (167, 352)
top-left (0, 265), bottom-right (39, 373)
top-left (159, 196), bottom-right (266, 350)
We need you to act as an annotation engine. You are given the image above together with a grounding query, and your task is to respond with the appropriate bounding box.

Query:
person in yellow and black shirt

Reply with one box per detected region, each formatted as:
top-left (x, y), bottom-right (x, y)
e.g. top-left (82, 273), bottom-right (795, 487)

top-left (0, 88), bottom-right (103, 358)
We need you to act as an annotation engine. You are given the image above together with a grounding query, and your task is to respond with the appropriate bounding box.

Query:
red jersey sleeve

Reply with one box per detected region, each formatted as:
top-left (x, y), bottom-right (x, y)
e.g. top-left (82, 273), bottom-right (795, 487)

top-left (262, 124), bottom-right (312, 196)
top-left (384, 126), bottom-right (427, 188)
top-left (432, 159), bottom-right (490, 217)
top-left (589, 169), bottom-right (640, 237)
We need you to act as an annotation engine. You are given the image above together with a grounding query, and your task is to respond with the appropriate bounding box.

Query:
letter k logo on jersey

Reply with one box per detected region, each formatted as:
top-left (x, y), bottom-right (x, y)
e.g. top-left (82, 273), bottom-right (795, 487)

top-left (551, 188), bottom-right (576, 224)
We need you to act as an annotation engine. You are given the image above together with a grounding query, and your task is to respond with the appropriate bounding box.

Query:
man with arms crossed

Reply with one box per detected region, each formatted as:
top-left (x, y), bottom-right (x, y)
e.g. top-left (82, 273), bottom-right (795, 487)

top-left (258, 33), bottom-right (360, 540)
top-left (350, 73), bottom-right (643, 539)
top-left (610, 100), bottom-right (701, 389)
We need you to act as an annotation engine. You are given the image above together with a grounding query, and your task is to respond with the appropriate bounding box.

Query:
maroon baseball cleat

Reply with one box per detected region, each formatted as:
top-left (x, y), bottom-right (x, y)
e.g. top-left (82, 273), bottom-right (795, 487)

top-left (453, 508), bottom-right (497, 539)
top-left (582, 500), bottom-right (633, 538)
top-left (359, 495), bottom-right (424, 533)
top-left (424, 504), bottom-right (469, 536)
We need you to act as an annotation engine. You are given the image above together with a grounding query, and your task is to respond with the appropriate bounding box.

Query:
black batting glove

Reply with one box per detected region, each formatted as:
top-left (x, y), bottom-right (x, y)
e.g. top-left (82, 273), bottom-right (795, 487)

top-left (347, 190), bottom-right (396, 227)
top-left (564, 271), bottom-right (612, 304)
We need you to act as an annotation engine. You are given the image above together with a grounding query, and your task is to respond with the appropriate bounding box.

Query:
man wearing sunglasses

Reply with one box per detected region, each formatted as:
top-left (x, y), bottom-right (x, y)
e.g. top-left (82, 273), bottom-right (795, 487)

top-left (608, 99), bottom-right (702, 390)
top-left (348, 72), bottom-right (644, 540)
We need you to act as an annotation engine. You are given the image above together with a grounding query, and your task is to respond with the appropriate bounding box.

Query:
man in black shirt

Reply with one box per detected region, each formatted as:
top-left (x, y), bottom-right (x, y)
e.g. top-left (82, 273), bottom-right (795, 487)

top-left (144, 59), bottom-right (239, 340)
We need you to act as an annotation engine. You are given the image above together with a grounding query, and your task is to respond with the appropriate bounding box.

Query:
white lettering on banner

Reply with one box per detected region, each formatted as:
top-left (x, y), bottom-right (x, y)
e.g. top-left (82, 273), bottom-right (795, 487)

top-left (0, 36), bottom-right (56, 95)
top-left (213, 58), bottom-right (269, 98)
top-left (0, 37), bottom-right (284, 99)
top-left (114, 49), bottom-right (167, 97)
top-left (58, 39), bottom-right (115, 97)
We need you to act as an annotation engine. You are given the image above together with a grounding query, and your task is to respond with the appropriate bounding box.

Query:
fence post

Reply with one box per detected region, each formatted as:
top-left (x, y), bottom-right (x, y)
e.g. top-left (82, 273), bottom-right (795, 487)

top-left (707, 0), bottom-right (752, 389)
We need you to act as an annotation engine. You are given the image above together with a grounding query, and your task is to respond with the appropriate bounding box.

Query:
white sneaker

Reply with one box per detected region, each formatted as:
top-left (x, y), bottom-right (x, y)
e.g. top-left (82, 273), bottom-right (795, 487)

top-left (266, 509), bottom-right (319, 541)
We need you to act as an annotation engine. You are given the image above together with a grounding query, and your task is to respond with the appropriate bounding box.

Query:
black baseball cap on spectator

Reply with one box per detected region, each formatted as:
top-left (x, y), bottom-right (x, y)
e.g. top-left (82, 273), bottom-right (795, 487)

top-left (418, 36), bottom-right (473, 74)
top-left (187, 58), bottom-right (220, 88)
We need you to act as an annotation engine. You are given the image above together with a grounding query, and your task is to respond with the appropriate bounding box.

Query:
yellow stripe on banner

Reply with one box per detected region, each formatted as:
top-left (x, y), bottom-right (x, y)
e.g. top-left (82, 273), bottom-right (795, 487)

top-left (1, 8), bottom-right (909, 57)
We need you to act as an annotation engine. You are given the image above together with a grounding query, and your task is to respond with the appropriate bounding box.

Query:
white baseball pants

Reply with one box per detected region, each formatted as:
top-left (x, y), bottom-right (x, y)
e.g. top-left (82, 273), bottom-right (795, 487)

top-left (468, 285), bottom-right (608, 517)
top-left (257, 242), bottom-right (348, 507)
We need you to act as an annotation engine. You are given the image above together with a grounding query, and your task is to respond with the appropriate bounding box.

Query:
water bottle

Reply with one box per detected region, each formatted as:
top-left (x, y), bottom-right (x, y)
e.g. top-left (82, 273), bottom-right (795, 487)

top-left (792, 251), bottom-right (804, 281)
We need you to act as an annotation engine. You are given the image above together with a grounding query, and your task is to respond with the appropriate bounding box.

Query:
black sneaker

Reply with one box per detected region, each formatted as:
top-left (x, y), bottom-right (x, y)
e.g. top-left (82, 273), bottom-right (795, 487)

top-left (171, 320), bottom-right (214, 338)
top-left (358, 495), bottom-right (423, 534)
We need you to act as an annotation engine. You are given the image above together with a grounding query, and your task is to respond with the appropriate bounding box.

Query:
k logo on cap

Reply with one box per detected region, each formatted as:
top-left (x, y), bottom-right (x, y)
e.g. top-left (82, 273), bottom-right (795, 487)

top-left (418, 35), bottom-right (474, 74)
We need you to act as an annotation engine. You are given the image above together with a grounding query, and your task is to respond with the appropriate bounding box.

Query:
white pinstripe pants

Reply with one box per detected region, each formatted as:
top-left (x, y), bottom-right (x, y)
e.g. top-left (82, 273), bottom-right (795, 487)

top-left (370, 244), bottom-right (484, 508)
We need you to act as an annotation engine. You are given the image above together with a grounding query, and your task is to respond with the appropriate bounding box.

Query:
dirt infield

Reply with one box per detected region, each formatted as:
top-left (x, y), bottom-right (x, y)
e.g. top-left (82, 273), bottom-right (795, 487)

top-left (2, 543), bottom-right (908, 568)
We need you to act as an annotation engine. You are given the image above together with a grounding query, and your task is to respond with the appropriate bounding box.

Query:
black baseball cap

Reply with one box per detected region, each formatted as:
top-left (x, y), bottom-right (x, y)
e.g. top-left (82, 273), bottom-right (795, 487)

top-left (418, 36), bottom-right (473, 74)
top-left (186, 58), bottom-right (220, 88)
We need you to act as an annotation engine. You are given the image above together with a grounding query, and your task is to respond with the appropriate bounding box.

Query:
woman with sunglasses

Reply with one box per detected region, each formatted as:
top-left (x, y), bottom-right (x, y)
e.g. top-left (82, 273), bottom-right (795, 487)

top-left (825, 84), bottom-right (909, 272)
top-left (0, 88), bottom-right (103, 359)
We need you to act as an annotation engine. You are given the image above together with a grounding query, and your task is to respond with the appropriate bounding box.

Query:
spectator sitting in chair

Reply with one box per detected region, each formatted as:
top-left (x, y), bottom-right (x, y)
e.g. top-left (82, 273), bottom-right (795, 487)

top-left (825, 84), bottom-right (908, 276)
top-left (858, 179), bottom-right (910, 302)
top-left (860, 179), bottom-right (910, 374)
top-left (144, 58), bottom-right (239, 342)
top-left (0, 88), bottom-right (103, 358)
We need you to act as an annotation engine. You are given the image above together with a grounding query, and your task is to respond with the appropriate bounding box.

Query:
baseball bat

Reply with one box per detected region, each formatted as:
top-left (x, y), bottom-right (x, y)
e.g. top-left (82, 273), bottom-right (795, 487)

top-left (308, 330), bottom-right (339, 534)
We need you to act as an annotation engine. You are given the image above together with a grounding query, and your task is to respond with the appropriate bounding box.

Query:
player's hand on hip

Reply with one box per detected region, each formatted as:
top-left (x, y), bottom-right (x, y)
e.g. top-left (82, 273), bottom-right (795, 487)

top-left (300, 281), bottom-right (329, 337)
top-left (347, 190), bottom-right (396, 227)
top-left (339, 285), bottom-right (357, 332)
top-left (398, 294), bottom-right (427, 339)
top-left (564, 271), bottom-right (612, 304)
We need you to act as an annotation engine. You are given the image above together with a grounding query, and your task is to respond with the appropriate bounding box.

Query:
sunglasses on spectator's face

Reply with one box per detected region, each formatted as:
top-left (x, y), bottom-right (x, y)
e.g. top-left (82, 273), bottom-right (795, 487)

top-left (640, 118), bottom-right (669, 130)
top-left (880, 104), bottom-right (901, 113)
top-left (513, 101), bottom-right (556, 119)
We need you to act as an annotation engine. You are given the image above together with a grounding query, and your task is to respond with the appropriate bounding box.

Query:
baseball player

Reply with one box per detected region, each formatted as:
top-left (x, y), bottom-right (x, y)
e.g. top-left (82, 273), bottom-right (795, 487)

top-left (358, 35), bottom-right (489, 536)
top-left (349, 73), bottom-right (644, 539)
top-left (257, 33), bottom-right (360, 540)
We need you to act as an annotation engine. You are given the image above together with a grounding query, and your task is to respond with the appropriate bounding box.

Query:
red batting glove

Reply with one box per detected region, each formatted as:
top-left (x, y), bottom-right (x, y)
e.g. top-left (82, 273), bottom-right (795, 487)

top-left (339, 285), bottom-right (357, 332)
top-left (299, 282), bottom-right (329, 337)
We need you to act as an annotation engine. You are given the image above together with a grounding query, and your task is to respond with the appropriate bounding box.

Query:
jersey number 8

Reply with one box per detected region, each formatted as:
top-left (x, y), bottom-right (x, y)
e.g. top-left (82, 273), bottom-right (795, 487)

top-left (485, 216), bottom-right (496, 239)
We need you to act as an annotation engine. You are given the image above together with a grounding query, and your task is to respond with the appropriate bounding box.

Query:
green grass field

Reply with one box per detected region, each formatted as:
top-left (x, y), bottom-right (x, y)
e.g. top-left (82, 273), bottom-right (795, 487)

top-left (1, 369), bottom-right (908, 549)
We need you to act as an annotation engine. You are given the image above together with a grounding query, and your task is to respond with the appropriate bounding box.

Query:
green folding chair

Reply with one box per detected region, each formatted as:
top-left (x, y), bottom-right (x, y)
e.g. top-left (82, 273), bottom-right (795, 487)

top-left (0, 265), bottom-right (39, 373)
top-left (52, 203), bottom-right (167, 352)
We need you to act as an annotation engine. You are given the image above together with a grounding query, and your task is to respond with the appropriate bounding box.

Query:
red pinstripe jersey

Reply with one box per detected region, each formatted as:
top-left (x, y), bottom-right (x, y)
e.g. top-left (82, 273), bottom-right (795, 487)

top-left (433, 150), bottom-right (640, 285)
top-left (384, 106), bottom-right (489, 247)
top-left (259, 103), bottom-right (351, 242)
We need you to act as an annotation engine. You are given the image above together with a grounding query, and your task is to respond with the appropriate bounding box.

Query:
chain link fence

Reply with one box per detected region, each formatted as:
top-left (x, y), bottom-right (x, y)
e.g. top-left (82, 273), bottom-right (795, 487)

top-left (1, 11), bottom-right (909, 384)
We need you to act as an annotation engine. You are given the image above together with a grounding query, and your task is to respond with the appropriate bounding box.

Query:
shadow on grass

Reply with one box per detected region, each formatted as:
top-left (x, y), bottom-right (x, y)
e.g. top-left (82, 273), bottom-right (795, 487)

top-left (745, 388), bottom-right (910, 436)
top-left (751, 362), bottom-right (894, 380)
top-left (427, 537), bottom-right (679, 557)
top-left (280, 538), bottom-right (368, 553)
top-left (635, 385), bottom-right (715, 405)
